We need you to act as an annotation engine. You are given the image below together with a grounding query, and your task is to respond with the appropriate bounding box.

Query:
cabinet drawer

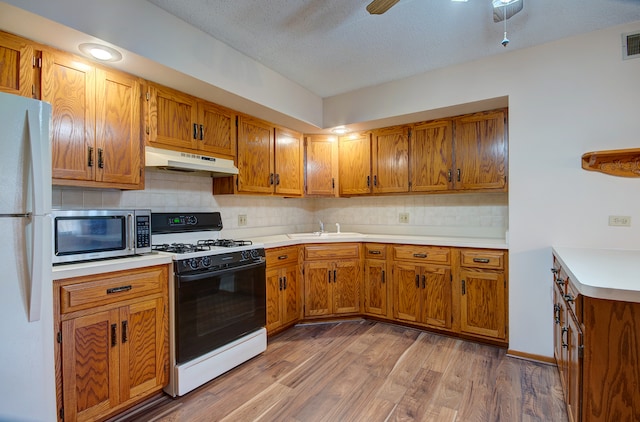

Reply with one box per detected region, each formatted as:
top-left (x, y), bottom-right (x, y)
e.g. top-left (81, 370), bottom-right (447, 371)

top-left (460, 249), bottom-right (505, 270)
top-left (364, 243), bottom-right (387, 259)
top-left (266, 246), bottom-right (298, 267)
top-left (304, 243), bottom-right (360, 260)
top-left (59, 265), bottom-right (167, 314)
top-left (393, 245), bottom-right (450, 264)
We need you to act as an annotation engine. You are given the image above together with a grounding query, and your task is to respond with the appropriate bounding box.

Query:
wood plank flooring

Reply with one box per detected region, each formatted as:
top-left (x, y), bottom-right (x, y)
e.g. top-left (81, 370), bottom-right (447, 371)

top-left (130, 321), bottom-right (567, 422)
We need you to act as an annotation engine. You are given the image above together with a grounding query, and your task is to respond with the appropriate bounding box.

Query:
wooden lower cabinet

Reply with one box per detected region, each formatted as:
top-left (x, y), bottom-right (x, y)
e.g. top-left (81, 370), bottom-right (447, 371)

top-left (265, 246), bottom-right (301, 333)
top-left (303, 243), bottom-right (361, 317)
top-left (54, 265), bottom-right (169, 422)
top-left (552, 253), bottom-right (640, 422)
top-left (363, 244), bottom-right (389, 317)
top-left (457, 248), bottom-right (508, 341)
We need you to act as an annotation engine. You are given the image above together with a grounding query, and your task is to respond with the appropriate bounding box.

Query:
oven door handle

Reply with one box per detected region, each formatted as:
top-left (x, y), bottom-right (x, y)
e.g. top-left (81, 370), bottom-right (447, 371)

top-left (177, 260), bottom-right (265, 284)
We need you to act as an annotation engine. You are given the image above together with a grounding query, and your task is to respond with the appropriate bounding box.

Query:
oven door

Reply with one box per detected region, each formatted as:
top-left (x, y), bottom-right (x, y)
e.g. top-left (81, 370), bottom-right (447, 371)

top-left (175, 260), bottom-right (266, 364)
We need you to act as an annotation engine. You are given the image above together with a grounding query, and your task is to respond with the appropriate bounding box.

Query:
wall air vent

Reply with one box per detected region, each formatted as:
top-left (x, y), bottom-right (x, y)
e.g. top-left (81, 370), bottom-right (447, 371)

top-left (622, 31), bottom-right (640, 60)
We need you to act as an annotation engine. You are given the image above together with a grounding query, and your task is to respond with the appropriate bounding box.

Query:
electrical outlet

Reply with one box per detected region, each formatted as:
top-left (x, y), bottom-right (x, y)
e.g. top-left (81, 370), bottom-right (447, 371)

top-left (238, 214), bottom-right (247, 226)
top-left (399, 212), bottom-right (409, 224)
top-left (608, 215), bottom-right (631, 227)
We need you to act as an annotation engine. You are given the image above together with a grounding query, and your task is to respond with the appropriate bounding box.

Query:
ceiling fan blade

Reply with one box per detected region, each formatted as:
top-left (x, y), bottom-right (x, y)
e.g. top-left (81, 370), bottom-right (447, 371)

top-left (366, 0), bottom-right (400, 15)
top-left (493, 0), bottom-right (524, 22)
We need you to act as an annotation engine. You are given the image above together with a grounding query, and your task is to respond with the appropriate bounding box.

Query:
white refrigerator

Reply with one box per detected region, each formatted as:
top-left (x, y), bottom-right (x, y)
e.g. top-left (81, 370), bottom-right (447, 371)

top-left (0, 91), bottom-right (56, 421)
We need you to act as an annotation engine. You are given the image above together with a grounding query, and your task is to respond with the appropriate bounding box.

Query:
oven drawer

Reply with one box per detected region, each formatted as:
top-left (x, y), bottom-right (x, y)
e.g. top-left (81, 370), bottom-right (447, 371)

top-left (59, 265), bottom-right (167, 314)
top-left (304, 243), bottom-right (360, 260)
top-left (266, 246), bottom-right (298, 267)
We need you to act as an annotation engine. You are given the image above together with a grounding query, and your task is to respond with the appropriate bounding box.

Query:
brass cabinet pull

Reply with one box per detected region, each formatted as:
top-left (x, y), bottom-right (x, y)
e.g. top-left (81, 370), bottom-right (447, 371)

top-left (473, 258), bottom-right (490, 264)
top-left (278, 255), bottom-right (288, 260)
top-left (415, 274), bottom-right (420, 288)
top-left (97, 148), bottom-right (104, 169)
top-left (111, 323), bottom-right (117, 347)
top-left (193, 123), bottom-right (198, 139)
top-left (561, 326), bottom-right (569, 348)
top-left (279, 277), bottom-right (283, 291)
top-left (368, 250), bottom-right (382, 255)
top-left (87, 146), bottom-right (94, 167)
top-left (122, 320), bottom-right (128, 344)
top-left (413, 253), bottom-right (427, 258)
top-left (461, 280), bottom-right (466, 295)
top-left (283, 276), bottom-right (287, 290)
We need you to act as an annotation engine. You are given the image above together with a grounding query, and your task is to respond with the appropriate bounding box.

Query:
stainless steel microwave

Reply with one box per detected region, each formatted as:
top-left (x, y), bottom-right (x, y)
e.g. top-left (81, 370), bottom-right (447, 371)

top-left (52, 209), bottom-right (152, 264)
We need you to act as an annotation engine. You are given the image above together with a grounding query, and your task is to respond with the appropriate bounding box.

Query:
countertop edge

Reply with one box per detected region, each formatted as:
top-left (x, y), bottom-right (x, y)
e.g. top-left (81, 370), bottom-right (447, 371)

top-left (552, 247), bottom-right (640, 303)
top-left (52, 253), bottom-right (173, 280)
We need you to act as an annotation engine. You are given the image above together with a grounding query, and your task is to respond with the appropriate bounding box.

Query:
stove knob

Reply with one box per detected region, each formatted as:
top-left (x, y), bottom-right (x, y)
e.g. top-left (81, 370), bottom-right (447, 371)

top-left (201, 256), bottom-right (211, 268)
top-left (188, 258), bottom-right (200, 270)
top-left (250, 249), bottom-right (260, 259)
top-left (241, 250), bottom-right (250, 260)
top-left (186, 215), bottom-right (198, 225)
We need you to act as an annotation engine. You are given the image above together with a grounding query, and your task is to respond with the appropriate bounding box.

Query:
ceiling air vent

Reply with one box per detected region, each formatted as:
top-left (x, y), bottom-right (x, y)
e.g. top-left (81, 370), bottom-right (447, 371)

top-left (622, 31), bottom-right (640, 60)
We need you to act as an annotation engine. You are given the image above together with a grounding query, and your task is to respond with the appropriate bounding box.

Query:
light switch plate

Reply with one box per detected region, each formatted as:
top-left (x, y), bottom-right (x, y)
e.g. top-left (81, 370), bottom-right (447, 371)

top-left (238, 214), bottom-right (247, 226)
top-left (608, 215), bottom-right (631, 226)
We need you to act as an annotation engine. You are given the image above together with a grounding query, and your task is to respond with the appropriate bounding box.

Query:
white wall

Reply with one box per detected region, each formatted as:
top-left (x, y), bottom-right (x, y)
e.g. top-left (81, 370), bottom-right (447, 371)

top-left (326, 22), bottom-right (640, 357)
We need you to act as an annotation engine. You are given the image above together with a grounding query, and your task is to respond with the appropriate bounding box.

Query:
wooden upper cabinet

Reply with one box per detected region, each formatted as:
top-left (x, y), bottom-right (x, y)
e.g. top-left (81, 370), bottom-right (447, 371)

top-left (305, 135), bottom-right (338, 197)
top-left (146, 82), bottom-right (236, 159)
top-left (43, 49), bottom-right (143, 189)
top-left (43, 51), bottom-right (96, 182)
top-left (0, 30), bottom-right (35, 98)
top-left (95, 68), bottom-right (141, 185)
top-left (338, 132), bottom-right (371, 196)
top-left (410, 119), bottom-right (453, 192)
top-left (237, 115), bottom-right (275, 194)
top-left (274, 126), bottom-right (304, 196)
top-left (236, 115), bottom-right (303, 196)
top-left (453, 109), bottom-right (507, 191)
top-left (371, 125), bottom-right (409, 194)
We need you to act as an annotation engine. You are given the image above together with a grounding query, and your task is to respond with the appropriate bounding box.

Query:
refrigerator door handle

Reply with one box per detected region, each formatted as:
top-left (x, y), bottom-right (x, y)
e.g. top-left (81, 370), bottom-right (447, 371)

top-left (27, 107), bottom-right (50, 217)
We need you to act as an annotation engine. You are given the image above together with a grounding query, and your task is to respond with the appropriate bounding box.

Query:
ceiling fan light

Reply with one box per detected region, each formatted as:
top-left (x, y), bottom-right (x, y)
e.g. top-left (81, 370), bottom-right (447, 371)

top-left (492, 0), bottom-right (519, 8)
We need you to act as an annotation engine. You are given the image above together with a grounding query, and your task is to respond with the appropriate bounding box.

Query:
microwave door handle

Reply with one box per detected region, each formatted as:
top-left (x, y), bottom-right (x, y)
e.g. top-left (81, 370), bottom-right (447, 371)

top-left (128, 213), bottom-right (135, 251)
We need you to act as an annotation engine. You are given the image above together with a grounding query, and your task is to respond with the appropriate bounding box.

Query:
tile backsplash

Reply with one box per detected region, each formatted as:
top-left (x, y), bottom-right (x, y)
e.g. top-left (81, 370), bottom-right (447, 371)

top-left (53, 169), bottom-right (508, 239)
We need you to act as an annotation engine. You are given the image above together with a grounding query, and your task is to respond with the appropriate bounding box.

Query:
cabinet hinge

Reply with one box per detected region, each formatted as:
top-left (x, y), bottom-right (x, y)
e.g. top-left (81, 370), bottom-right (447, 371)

top-left (59, 407), bottom-right (64, 421)
top-left (146, 91), bottom-right (150, 101)
top-left (57, 331), bottom-right (62, 344)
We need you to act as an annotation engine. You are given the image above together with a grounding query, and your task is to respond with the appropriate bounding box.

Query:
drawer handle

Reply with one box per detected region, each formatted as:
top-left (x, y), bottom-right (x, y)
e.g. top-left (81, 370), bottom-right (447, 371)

top-left (106, 285), bottom-right (133, 294)
top-left (283, 276), bottom-right (287, 290)
top-left (561, 326), bottom-right (569, 348)
top-left (279, 277), bottom-right (283, 291)
top-left (368, 250), bottom-right (382, 255)
top-left (553, 304), bottom-right (561, 324)
top-left (556, 277), bottom-right (565, 286)
top-left (564, 294), bottom-right (575, 303)
top-left (413, 253), bottom-right (427, 258)
top-left (278, 255), bottom-right (288, 260)
top-left (473, 258), bottom-right (490, 264)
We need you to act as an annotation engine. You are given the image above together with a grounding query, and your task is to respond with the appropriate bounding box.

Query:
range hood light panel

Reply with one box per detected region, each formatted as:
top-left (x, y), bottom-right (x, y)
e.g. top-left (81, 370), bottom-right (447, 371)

top-left (145, 146), bottom-right (239, 177)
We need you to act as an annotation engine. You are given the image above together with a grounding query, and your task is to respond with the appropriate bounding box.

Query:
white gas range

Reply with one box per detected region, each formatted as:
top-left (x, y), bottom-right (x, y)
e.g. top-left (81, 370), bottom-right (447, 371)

top-left (151, 212), bottom-right (267, 397)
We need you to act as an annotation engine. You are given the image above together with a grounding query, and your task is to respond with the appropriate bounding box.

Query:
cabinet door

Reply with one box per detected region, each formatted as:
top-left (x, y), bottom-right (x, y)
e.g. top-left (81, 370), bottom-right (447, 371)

top-left (305, 135), bottom-right (337, 196)
top-left (393, 262), bottom-right (420, 323)
top-left (338, 132), bottom-right (371, 196)
top-left (147, 83), bottom-right (198, 150)
top-left (421, 265), bottom-right (452, 329)
top-left (333, 260), bottom-right (360, 314)
top-left (459, 268), bottom-right (506, 339)
top-left (61, 309), bottom-right (120, 422)
top-left (0, 31), bottom-right (34, 98)
top-left (282, 265), bottom-right (301, 326)
top-left (199, 101), bottom-right (236, 158)
top-left (274, 127), bottom-right (304, 196)
top-left (237, 116), bottom-right (275, 194)
top-left (553, 283), bottom-right (568, 391)
top-left (119, 297), bottom-right (166, 402)
top-left (95, 68), bottom-right (141, 186)
top-left (43, 51), bottom-right (96, 181)
top-left (364, 259), bottom-right (387, 316)
top-left (453, 110), bottom-right (507, 191)
top-left (371, 126), bottom-right (409, 193)
top-left (566, 311), bottom-right (583, 422)
top-left (266, 267), bottom-right (284, 332)
top-left (304, 261), bottom-right (332, 317)
top-left (410, 120), bottom-right (453, 192)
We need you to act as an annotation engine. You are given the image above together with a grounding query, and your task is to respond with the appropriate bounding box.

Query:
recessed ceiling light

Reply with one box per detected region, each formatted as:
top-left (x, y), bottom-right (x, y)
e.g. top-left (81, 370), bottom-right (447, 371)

top-left (331, 126), bottom-right (348, 135)
top-left (78, 43), bottom-right (123, 62)
top-left (492, 0), bottom-right (519, 7)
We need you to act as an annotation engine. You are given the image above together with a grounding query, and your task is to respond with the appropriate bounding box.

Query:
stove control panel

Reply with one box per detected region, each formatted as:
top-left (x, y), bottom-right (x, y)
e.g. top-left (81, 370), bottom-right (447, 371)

top-left (174, 248), bottom-right (265, 274)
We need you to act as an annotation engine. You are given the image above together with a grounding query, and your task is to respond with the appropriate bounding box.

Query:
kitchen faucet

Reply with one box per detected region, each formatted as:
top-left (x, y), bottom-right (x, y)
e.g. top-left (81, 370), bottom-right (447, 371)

top-left (318, 220), bottom-right (324, 233)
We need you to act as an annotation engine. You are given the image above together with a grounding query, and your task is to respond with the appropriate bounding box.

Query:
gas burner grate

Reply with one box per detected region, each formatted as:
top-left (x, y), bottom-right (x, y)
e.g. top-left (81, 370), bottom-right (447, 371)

top-left (197, 239), bottom-right (253, 248)
top-left (152, 243), bottom-right (211, 254)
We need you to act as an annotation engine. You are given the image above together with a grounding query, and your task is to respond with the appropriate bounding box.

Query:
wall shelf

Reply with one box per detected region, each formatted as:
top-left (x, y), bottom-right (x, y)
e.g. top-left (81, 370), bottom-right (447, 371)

top-left (581, 148), bottom-right (640, 177)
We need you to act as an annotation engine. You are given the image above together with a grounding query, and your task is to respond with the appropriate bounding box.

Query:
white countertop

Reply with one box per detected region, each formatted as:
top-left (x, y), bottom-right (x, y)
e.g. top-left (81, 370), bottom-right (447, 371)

top-left (251, 233), bottom-right (508, 250)
top-left (52, 253), bottom-right (173, 280)
top-left (552, 247), bottom-right (640, 303)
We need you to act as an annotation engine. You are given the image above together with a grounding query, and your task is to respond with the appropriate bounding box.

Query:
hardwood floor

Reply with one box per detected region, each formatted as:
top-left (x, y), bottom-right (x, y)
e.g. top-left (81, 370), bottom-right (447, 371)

top-left (132, 321), bottom-right (567, 422)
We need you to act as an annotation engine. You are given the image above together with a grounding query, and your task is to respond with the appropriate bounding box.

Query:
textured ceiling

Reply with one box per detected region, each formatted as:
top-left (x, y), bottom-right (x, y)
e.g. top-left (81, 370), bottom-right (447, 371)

top-left (147, 0), bottom-right (640, 98)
